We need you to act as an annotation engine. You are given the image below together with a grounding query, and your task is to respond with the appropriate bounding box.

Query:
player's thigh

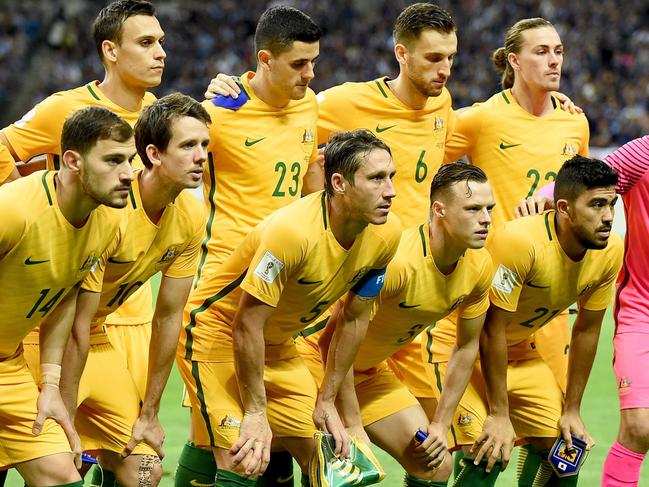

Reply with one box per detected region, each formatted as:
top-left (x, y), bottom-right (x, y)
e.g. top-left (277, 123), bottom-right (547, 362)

top-left (16, 453), bottom-right (80, 486)
top-left (100, 450), bottom-right (162, 487)
top-left (507, 358), bottom-right (562, 440)
top-left (0, 353), bottom-right (76, 478)
top-left (105, 322), bottom-right (151, 399)
top-left (76, 342), bottom-right (155, 456)
top-left (426, 360), bottom-right (488, 449)
top-left (295, 334), bottom-right (324, 387)
top-left (175, 357), bottom-right (243, 450)
top-left (388, 336), bottom-right (437, 399)
top-left (265, 356), bottom-right (319, 470)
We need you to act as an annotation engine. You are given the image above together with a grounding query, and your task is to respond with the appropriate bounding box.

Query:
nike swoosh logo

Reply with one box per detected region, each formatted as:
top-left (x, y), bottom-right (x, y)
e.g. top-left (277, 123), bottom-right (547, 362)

top-left (376, 124), bottom-right (396, 133)
top-left (245, 137), bottom-right (266, 147)
top-left (499, 142), bottom-right (521, 150)
top-left (190, 481), bottom-right (214, 487)
top-left (107, 257), bottom-right (135, 264)
top-left (398, 301), bottom-right (420, 309)
top-left (277, 475), bottom-right (294, 484)
top-left (298, 277), bottom-right (323, 285)
top-left (24, 257), bottom-right (49, 265)
top-left (526, 282), bottom-right (549, 289)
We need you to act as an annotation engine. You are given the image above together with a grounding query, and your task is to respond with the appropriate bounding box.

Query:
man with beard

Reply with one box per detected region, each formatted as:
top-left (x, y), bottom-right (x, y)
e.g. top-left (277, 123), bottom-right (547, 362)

top-left (0, 107), bottom-right (133, 486)
top-left (432, 156), bottom-right (622, 486)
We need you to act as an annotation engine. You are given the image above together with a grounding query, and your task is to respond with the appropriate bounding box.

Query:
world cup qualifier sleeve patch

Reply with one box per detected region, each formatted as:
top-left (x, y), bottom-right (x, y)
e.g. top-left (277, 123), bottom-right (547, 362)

top-left (253, 251), bottom-right (284, 284)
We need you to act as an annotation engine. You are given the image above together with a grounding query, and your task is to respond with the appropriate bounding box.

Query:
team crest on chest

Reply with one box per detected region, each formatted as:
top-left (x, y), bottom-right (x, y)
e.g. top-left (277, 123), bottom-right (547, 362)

top-left (156, 247), bottom-right (180, 270)
top-left (561, 143), bottom-right (577, 157)
top-left (301, 128), bottom-right (315, 154)
top-left (449, 294), bottom-right (467, 312)
top-left (433, 116), bottom-right (444, 132)
top-left (80, 255), bottom-right (99, 273)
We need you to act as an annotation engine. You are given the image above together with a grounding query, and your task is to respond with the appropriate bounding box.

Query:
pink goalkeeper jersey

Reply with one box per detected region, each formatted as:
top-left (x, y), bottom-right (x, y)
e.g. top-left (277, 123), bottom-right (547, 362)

top-left (609, 136), bottom-right (649, 331)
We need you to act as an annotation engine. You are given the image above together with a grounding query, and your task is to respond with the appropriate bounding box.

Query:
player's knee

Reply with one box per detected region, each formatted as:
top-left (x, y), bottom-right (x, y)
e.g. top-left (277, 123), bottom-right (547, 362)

top-left (405, 451), bottom-right (452, 482)
top-left (620, 421), bottom-right (649, 452)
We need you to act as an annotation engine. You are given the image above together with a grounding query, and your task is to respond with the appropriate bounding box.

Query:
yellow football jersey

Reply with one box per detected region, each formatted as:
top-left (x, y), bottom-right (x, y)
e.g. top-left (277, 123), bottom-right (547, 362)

top-left (445, 90), bottom-right (589, 229)
top-left (82, 171), bottom-right (205, 328)
top-left (3, 80), bottom-right (157, 325)
top-left (433, 211), bottom-right (623, 362)
top-left (0, 143), bottom-right (14, 183)
top-left (195, 71), bottom-right (318, 283)
top-left (353, 223), bottom-right (492, 371)
top-left (317, 78), bottom-right (455, 228)
top-left (3, 81), bottom-right (156, 170)
top-left (180, 191), bottom-right (402, 362)
top-left (0, 171), bottom-right (123, 358)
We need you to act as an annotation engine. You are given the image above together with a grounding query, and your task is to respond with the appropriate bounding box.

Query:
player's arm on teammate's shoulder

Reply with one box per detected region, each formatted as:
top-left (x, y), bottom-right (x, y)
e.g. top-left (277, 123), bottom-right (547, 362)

top-left (315, 290), bottom-right (376, 458)
top-left (38, 284), bottom-right (85, 468)
top-left (123, 274), bottom-right (194, 459)
top-left (231, 291), bottom-right (274, 476)
top-left (560, 307), bottom-right (606, 450)
top-left (474, 304), bottom-right (516, 470)
top-left (204, 73), bottom-right (241, 100)
top-left (550, 91), bottom-right (583, 114)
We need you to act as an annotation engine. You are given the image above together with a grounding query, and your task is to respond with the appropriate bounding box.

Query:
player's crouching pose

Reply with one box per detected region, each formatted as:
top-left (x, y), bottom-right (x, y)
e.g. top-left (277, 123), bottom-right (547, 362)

top-left (176, 129), bottom-right (401, 486)
top-left (53, 94), bottom-right (209, 487)
top-left (0, 107), bottom-right (134, 486)
top-left (429, 156), bottom-right (622, 486)
top-left (297, 162), bottom-right (495, 486)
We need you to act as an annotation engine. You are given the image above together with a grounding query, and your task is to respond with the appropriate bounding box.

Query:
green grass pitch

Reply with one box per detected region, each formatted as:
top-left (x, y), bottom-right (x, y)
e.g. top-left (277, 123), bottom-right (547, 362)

top-left (5, 309), bottom-right (648, 485)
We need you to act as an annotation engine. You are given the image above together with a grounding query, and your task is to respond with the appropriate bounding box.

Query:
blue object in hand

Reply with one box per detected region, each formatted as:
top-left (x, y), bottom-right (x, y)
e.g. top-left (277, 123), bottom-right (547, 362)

top-left (415, 430), bottom-right (428, 443)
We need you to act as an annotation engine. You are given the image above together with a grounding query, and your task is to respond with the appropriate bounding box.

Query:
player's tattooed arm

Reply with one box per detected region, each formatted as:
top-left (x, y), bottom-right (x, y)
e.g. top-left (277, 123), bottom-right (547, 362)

top-left (315, 292), bottom-right (374, 458)
top-left (473, 305), bottom-right (516, 472)
top-left (231, 291), bottom-right (274, 477)
top-left (560, 308), bottom-right (605, 450)
top-left (205, 73), bottom-right (241, 100)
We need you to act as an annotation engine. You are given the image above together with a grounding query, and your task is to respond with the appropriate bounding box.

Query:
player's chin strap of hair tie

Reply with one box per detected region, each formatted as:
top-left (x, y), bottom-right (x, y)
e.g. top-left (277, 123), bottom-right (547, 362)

top-left (40, 363), bottom-right (62, 389)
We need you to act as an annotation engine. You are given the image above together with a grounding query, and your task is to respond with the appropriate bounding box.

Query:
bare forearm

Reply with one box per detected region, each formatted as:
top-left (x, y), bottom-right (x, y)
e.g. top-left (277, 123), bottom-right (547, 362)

top-left (233, 321), bottom-right (267, 413)
top-left (564, 324), bottom-right (601, 411)
top-left (320, 308), bottom-right (367, 402)
top-left (141, 314), bottom-right (182, 416)
top-left (434, 343), bottom-right (478, 427)
top-left (479, 328), bottom-right (509, 415)
top-left (59, 328), bottom-right (89, 414)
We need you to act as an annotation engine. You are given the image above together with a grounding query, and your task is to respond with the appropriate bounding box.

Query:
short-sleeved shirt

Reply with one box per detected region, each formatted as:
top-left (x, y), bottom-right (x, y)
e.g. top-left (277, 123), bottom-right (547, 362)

top-left (195, 71), bottom-right (318, 281)
top-left (486, 211), bottom-right (621, 360)
top-left (353, 223), bottom-right (492, 371)
top-left (317, 78), bottom-right (455, 228)
top-left (180, 191), bottom-right (402, 362)
top-left (0, 170), bottom-right (123, 357)
top-left (82, 171), bottom-right (205, 329)
top-left (0, 143), bottom-right (14, 184)
top-left (445, 90), bottom-right (589, 229)
top-left (3, 81), bottom-right (156, 170)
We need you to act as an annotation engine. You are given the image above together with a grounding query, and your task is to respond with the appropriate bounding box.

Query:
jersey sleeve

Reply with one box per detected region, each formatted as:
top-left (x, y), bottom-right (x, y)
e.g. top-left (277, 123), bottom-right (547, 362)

top-left (2, 94), bottom-right (70, 162)
top-left (578, 238), bottom-right (624, 311)
top-left (0, 193), bottom-right (27, 258)
top-left (316, 87), bottom-right (344, 144)
top-left (606, 136), bottom-right (649, 194)
top-left (163, 207), bottom-right (207, 279)
top-left (444, 104), bottom-right (483, 163)
top-left (459, 252), bottom-right (493, 319)
top-left (0, 143), bottom-right (15, 183)
top-left (240, 220), bottom-right (308, 307)
top-left (577, 115), bottom-right (590, 156)
top-left (488, 227), bottom-right (535, 312)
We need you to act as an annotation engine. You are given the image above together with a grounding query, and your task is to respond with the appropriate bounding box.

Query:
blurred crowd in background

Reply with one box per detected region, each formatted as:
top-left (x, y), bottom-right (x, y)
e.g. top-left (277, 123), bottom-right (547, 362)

top-left (2, 0), bottom-right (649, 147)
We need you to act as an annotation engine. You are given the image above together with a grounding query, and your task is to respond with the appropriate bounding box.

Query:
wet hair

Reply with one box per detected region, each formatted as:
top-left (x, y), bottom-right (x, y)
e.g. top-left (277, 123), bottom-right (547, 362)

top-left (554, 155), bottom-right (618, 203)
top-left (61, 107), bottom-right (132, 156)
top-left (492, 17), bottom-right (554, 89)
top-left (324, 129), bottom-right (392, 196)
top-left (135, 93), bottom-right (211, 169)
top-left (393, 3), bottom-right (456, 48)
top-left (429, 162), bottom-right (488, 202)
top-left (254, 6), bottom-right (321, 55)
top-left (93, 0), bottom-right (156, 62)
